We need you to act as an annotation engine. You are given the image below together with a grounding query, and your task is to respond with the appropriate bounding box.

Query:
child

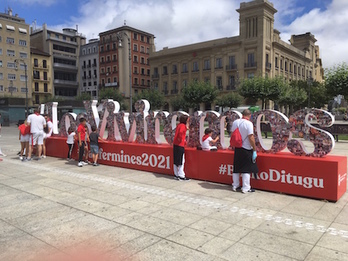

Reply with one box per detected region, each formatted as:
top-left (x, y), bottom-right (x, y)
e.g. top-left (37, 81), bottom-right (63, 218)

top-left (201, 128), bottom-right (219, 151)
top-left (18, 120), bottom-right (30, 160)
top-left (173, 115), bottom-right (189, 181)
top-left (77, 118), bottom-right (88, 167)
top-left (84, 125), bottom-right (90, 164)
top-left (66, 126), bottom-right (76, 161)
top-left (89, 125), bottom-right (102, 166)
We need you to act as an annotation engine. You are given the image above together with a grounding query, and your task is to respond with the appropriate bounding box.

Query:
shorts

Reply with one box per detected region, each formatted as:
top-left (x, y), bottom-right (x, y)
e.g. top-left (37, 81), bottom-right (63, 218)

top-left (90, 144), bottom-right (99, 154)
top-left (20, 134), bottom-right (30, 143)
top-left (30, 132), bottom-right (44, 146)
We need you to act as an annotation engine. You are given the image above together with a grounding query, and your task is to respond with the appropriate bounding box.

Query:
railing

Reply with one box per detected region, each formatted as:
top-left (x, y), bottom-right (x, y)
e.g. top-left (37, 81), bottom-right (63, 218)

top-left (244, 62), bottom-right (257, 68)
top-left (152, 74), bottom-right (159, 79)
top-left (226, 64), bottom-right (237, 70)
top-left (226, 84), bottom-right (236, 90)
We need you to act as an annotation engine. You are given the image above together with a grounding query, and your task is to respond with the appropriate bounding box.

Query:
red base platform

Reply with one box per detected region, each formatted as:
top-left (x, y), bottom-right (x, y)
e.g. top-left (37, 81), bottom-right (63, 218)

top-left (46, 137), bottom-right (347, 202)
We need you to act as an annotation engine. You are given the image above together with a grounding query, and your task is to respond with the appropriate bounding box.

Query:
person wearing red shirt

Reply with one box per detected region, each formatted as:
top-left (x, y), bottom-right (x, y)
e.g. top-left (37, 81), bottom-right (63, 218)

top-left (77, 118), bottom-right (88, 167)
top-left (173, 115), bottom-right (189, 181)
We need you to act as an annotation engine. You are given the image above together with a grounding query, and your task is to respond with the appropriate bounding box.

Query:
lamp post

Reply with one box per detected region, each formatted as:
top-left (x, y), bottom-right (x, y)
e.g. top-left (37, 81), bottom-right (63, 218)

top-left (117, 32), bottom-right (132, 111)
top-left (15, 59), bottom-right (28, 118)
top-left (307, 77), bottom-right (313, 108)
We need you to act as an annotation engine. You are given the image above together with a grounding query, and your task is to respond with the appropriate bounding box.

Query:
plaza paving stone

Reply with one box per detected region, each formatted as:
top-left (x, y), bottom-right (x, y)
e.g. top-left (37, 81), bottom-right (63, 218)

top-left (0, 125), bottom-right (348, 260)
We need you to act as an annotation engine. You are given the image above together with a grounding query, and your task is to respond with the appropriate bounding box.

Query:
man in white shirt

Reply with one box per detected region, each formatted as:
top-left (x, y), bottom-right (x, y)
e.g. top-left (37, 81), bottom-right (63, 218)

top-left (26, 108), bottom-right (46, 161)
top-left (231, 109), bottom-right (258, 193)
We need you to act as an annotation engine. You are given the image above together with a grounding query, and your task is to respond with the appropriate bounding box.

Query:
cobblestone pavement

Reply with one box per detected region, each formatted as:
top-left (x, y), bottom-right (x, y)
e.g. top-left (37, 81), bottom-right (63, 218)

top-left (0, 126), bottom-right (348, 261)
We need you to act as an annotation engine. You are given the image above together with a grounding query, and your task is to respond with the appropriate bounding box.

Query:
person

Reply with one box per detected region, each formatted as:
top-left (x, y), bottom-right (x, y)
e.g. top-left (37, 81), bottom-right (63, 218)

top-left (26, 108), bottom-right (46, 161)
top-left (231, 109), bottom-right (258, 193)
top-left (77, 118), bottom-right (88, 167)
top-left (66, 127), bottom-right (76, 161)
top-left (18, 120), bottom-right (30, 160)
top-left (42, 114), bottom-right (53, 158)
top-left (84, 125), bottom-right (90, 164)
top-left (201, 128), bottom-right (219, 151)
top-left (89, 125), bottom-right (102, 166)
top-left (0, 113), bottom-right (2, 137)
top-left (173, 115), bottom-right (190, 181)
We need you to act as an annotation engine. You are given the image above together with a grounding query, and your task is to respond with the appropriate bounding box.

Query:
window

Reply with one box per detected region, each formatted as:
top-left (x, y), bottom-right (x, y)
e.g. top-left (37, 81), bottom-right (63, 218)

top-left (228, 56), bottom-right (236, 68)
top-left (19, 52), bottom-right (27, 58)
top-left (247, 73), bottom-right (254, 78)
top-left (34, 58), bottom-right (38, 67)
top-left (44, 72), bottom-right (48, 80)
top-left (7, 62), bottom-right (15, 68)
top-left (0, 49), bottom-right (2, 55)
top-left (285, 61), bottom-right (288, 71)
top-left (294, 65), bottom-right (296, 74)
top-left (141, 35), bottom-right (144, 42)
top-left (20, 75), bottom-right (26, 81)
top-left (275, 57), bottom-right (278, 68)
top-left (44, 83), bottom-right (48, 92)
top-left (141, 68), bottom-right (145, 75)
top-left (0, 73), bottom-right (3, 80)
top-left (182, 80), bottom-right (187, 88)
top-left (193, 61), bottom-right (199, 72)
top-left (216, 58), bottom-right (223, 69)
top-left (53, 44), bottom-right (75, 54)
top-left (0, 85), bottom-right (3, 92)
top-left (133, 33), bottom-right (138, 40)
top-left (204, 59), bottom-right (210, 70)
top-left (147, 69), bottom-right (150, 76)
top-left (113, 77), bottom-right (117, 83)
top-left (35, 82), bottom-right (39, 92)
top-left (21, 87), bottom-right (27, 93)
top-left (228, 75), bottom-right (235, 88)
top-left (82, 49), bottom-right (86, 55)
top-left (147, 36), bottom-right (150, 43)
top-left (146, 47), bottom-right (150, 54)
top-left (140, 46), bottom-right (145, 53)
top-left (43, 60), bottom-right (47, 68)
top-left (63, 36), bottom-right (66, 41)
top-left (163, 66), bottom-right (168, 75)
top-left (141, 57), bottom-right (145, 64)
top-left (216, 76), bottom-right (223, 89)
top-left (182, 63), bottom-right (188, 73)
top-left (133, 44), bottom-right (138, 51)
top-left (33, 70), bottom-right (40, 79)
top-left (280, 59), bottom-right (283, 70)
top-left (8, 74), bottom-right (16, 80)
top-left (0, 61), bottom-right (2, 67)
top-left (7, 50), bottom-right (15, 57)
top-left (134, 55), bottom-right (138, 63)
top-left (35, 95), bottom-right (39, 105)
top-left (247, 53), bottom-right (255, 66)
top-left (100, 46), bottom-right (104, 52)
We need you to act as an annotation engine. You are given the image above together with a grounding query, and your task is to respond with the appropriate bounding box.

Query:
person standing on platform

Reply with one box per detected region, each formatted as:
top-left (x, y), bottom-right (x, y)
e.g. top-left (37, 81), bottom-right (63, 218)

top-left (26, 108), bottom-right (46, 161)
top-left (18, 120), bottom-right (30, 160)
top-left (89, 125), bottom-right (102, 166)
top-left (42, 114), bottom-right (53, 158)
top-left (231, 109), bottom-right (258, 193)
top-left (77, 118), bottom-right (88, 167)
top-left (173, 115), bottom-right (190, 181)
top-left (66, 127), bottom-right (76, 161)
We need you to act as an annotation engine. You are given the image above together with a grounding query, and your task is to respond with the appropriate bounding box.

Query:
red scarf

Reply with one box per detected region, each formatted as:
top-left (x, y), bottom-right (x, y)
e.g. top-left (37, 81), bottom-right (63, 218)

top-left (202, 134), bottom-right (210, 142)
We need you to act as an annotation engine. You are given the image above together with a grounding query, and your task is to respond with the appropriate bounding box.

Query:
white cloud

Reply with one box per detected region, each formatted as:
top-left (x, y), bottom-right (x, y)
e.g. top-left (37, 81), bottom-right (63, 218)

top-left (54, 0), bottom-right (347, 68)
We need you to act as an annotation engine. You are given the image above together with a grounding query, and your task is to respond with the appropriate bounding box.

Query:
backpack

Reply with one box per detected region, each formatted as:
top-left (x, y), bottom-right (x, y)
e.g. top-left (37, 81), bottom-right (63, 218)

top-left (230, 127), bottom-right (243, 148)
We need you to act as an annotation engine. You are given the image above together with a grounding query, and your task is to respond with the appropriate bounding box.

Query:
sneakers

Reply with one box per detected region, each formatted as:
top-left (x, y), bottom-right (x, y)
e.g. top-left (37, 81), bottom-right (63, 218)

top-left (232, 186), bottom-right (242, 192)
top-left (82, 161), bottom-right (89, 166)
top-left (174, 176), bottom-right (179, 180)
top-left (93, 162), bottom-right (99, 166)
top-left (42, 155), bottom-right (46, 159)
top-left (178, 177), bottom-right (190, 181)
top-left (78, 162), bottom-right (83, 167)
top-left (19, 156), bottom-right (23, 160)
top-left (242, 188), bottom-right (256, 194)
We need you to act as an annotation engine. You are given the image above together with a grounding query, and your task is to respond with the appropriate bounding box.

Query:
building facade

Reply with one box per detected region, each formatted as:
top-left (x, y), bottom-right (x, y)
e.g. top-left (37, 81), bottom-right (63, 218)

top-left (30, 24), bottom-right (86, 99)
top-left (98, 25), bottom-right (155, 102)
top-left (80, 38), bottom-right (99, 99)
top-left (30, 47), bottom-right (52, 106)
top-left (0, 9), bottom-right (31, 104)
top-left (150, 0), bottom-right (324, 109)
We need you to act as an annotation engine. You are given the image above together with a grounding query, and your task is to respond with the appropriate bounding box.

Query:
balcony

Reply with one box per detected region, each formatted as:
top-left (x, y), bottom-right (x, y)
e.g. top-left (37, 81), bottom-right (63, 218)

top-left (244, 62), bottom-right (257, 69)
top-left (225, 64), bottom-right (237, 71)
top-left (162, 72), bottom-right (168, 76)
top-left (217, 85), bottom-right (224, 91)
top-left (215, 66), bottom-right (223, 70)
top-left (265, 62), bottom-right (272, 70)
top-left (33, 64), bottom-right (49, 70)
top-left (172, 70), bottom-right (178, 75)
top-left (226, 84), bottom-right (236, 90)
top-left (105, 82), bottom-right (118, 87)
top-left (92, 63), bottom-right (97, 67)
top-left (192, 69), bottom-right (199, 73)
top-left (152, 74), bottom-right (159, 79)
top-left (53, 63), bottom-right (78, 70)
top-left (171, 89), bottom-right (178, 94)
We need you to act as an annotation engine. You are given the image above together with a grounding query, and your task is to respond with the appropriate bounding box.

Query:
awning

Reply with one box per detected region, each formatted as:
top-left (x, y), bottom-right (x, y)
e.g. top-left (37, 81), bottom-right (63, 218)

top-left (18, 28), bottom-right (27, 34)
top-left (6, 25), bottom-right (15, 31)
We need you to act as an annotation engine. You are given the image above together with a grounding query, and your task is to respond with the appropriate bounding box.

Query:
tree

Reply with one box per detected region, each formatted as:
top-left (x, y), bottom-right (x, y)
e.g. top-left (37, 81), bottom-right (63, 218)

top-left (239, 76), bottom-right (285, 109)
top-left (170, 95), bottom-right (189, 111)
top-left (277, 81), bottom-right (307, 113)
top-left (75, 92), bottom-right (92, 101)
top-left (325, 63), bottom-right (348, 99)
top-left (182, 81), bottom-right (218, 110)
top-left (98, 88), bottom-right (127, 110)
top-left (133, 89), bottom-right (165, 110)
top-left (215, 92), bottom-right (242, 109)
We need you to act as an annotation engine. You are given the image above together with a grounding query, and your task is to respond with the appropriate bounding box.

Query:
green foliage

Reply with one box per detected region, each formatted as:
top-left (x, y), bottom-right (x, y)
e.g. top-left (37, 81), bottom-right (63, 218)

top-left (325, 63), bottom-right (348, 99)
top-left (170, 95), bottom-right (189, 111)
top-left (98, 88), bottom-right (124, 103)
top-left (215, 92), bottom-right (242, 108)
top-left (133, 89), bottom-right (165, 110)
top-left (239, 76), bottom-right (285, 109)
top-left (41, 96), bottom-right (65, 103)
top-left (75, 92), bottom-right (92, 101)
top-left (182, 81), bottom-right (218, 108)
top-left (277, 81), bottom-right (307, 108)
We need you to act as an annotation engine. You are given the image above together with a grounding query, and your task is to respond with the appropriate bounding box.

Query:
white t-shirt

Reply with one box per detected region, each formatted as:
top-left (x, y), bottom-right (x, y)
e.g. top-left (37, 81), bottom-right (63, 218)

top-left (202, 136), bottom-right (213, 150)
top-left (27, 114), bottom-right (46, 134)
top-left (67, 132), bottom-right (76, 144)
top-left (46, 121), bottom-right (53, 137)
top-left (231, 119), bottom-right (254, 150)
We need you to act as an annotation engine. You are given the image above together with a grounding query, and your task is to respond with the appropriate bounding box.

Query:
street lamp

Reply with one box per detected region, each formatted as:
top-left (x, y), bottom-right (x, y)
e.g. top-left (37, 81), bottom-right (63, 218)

top-left (15, 59), bottom-right (28, 118)
top-left (116, 32), bottom-right (132, 111)
top-left (307, 77), bottom-right (313, 108)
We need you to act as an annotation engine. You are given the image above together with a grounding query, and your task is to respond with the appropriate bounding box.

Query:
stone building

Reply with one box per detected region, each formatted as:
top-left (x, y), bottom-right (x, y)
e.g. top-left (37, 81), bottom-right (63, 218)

top-left (150, 0), bottom-right (324, 110)
top-left (79, 38), bottom-right (99, 99)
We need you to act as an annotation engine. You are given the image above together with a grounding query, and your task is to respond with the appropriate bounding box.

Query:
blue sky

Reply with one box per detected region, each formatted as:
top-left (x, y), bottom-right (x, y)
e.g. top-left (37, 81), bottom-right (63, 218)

top-left (3, 0), bottom-right (346, 67)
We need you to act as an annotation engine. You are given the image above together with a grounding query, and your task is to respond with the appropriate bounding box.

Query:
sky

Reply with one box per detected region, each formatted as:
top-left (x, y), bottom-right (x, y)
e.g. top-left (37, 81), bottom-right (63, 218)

top-left (3, 0), bottom-right (347, 68)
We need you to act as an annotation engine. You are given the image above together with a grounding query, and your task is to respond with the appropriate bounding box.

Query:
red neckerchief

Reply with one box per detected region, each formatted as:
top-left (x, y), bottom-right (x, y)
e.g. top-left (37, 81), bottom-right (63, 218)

top-left (202, 134), bottom-right (210, 142)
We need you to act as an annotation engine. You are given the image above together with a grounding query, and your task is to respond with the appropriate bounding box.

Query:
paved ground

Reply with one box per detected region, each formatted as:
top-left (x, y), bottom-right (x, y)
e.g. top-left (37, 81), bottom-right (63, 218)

top-left (0, 126), bottom-right (348, 261)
